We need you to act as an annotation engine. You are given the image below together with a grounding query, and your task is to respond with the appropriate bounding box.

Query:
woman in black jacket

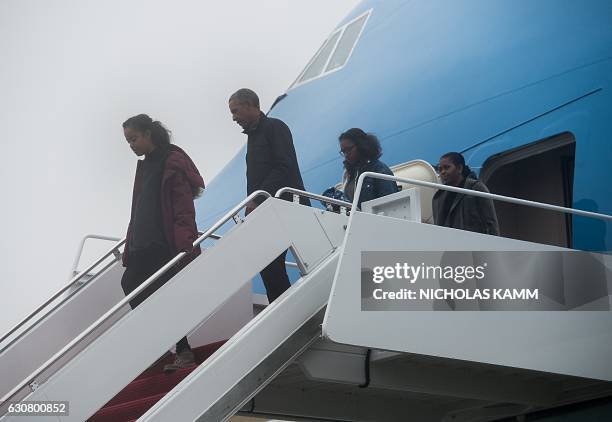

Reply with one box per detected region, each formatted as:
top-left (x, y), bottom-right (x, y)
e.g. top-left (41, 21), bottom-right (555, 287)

top-left (432, 152), bottom-right (499, 235)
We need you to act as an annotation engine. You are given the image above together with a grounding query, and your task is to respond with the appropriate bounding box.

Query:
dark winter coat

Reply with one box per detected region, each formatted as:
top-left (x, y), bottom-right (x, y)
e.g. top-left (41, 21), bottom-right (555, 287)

top-left (123, 145), bottom-right (205, 269)
top-left (244, 112), bottom-right (310, 205)
top-left (432, 177), bottom-right (500, 235)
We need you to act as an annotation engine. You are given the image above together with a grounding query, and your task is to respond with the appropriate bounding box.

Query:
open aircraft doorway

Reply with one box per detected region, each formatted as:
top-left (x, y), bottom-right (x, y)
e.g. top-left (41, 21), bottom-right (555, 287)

top-left (482, 133), bottom-right (576, 248)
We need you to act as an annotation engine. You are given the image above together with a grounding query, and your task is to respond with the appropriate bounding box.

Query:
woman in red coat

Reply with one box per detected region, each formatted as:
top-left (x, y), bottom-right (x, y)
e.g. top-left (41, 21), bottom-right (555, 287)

top-left (121, 114), bottom-right (204, 372)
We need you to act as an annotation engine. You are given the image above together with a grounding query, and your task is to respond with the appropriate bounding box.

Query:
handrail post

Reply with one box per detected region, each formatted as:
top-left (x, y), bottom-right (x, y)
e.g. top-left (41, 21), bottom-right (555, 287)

top-left (71, 234), bottom-right (122, 277)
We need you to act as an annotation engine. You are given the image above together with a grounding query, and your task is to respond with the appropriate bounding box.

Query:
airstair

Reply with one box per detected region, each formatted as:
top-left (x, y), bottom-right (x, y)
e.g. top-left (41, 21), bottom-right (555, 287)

top-left (1, 173), bottom-right (612, 422)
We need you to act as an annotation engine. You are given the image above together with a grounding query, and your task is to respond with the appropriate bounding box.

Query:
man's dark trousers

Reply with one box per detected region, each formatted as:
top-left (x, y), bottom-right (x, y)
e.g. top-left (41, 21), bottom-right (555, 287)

top-left (260, 250), bottom-right (290, 303)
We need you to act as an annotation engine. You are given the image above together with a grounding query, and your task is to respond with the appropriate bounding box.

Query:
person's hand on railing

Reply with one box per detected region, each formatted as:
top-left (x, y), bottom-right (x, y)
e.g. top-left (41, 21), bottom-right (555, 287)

top-left (321, 187), bottom-right (348, 213)
top-left (245, 200), bottom-right (258, 216)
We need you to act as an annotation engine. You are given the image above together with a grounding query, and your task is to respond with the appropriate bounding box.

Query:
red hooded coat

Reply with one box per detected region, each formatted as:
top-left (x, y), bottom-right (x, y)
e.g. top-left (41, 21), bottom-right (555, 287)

top-left (123, 145), bottom-right (205, 270)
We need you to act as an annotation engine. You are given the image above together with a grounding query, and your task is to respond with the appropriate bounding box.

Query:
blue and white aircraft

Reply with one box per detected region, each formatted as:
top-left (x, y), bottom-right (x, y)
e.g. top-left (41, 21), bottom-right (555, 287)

top-left (198, 0), bottom-right (612, 295)
top-left (2, 1), bottom-right (611, 421)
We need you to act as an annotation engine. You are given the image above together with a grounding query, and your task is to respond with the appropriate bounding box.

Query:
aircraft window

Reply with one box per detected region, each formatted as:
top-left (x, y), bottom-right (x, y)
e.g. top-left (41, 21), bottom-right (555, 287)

top-left (291, 9), bottom-right (372, 89)
top-left (326, 14), bottom-right (368, 72)
top-left (298, 30), bottom-right (342, 84)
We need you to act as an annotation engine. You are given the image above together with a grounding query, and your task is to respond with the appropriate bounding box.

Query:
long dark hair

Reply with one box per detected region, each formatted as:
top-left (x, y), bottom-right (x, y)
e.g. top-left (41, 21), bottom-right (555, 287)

top-left (122, 114), bottom-right (171, 147)
top-left (339, 128), bottom-right (382, 169)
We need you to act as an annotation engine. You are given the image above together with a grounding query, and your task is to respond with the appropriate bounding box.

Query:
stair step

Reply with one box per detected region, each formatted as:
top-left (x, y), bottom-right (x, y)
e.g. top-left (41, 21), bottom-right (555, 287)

top-left (105, 366), bottom-right (195, 407)
top-left (90, 340), bottom-right (226, 422)
top-left (135, 340), bottom-right (225, 381)
top-left (88, 393), bottom-right (165, 422)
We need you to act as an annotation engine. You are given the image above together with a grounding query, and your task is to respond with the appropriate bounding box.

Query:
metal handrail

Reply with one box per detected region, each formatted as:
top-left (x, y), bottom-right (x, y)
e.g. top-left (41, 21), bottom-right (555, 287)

top-left (1, 190), bottom-right (271, 405)
top-left (0, 238), bottom-right (126, 352)
top-left (70, 234), bottom-right (122, 277)
top-left (351, 172), bottom-right (612, 222)
top-left (2, 229), bottom-right (224, 357)
top-left (275, 187), bottom-right (353, 210)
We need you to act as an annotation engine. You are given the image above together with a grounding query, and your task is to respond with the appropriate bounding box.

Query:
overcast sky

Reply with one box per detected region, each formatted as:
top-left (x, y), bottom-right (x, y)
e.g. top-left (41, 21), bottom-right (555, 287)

top-left (0, 0), bottom-right (360, 335)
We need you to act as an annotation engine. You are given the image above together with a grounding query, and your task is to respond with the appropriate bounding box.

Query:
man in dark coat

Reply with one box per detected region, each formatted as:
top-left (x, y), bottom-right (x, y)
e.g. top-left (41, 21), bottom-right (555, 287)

top-left (432, 152), bottom-right (499, 235)
top-left (228, 88), bottom-right (309, 303)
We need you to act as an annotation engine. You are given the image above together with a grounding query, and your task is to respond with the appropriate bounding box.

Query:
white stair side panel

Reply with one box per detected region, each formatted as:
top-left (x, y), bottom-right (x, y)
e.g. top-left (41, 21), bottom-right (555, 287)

top-left (188, 282), bottom-right (253, 348)
top-left (139, 251), bottom-right (341, 422)
top-left (3, 199), bottom-right (334, 422)
top-left (323, 212), bottom-right (612, 381)
top-left (0, 262), bottom-right (126, 399)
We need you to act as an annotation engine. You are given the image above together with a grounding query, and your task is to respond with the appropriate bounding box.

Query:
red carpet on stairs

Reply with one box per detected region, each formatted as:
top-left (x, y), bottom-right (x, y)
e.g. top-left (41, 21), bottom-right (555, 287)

top-left (88, 340), bottom-right (226, 422)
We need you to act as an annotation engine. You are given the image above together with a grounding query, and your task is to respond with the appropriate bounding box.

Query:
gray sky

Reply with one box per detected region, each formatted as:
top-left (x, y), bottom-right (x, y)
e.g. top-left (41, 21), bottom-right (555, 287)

top-left (0, 0), bottom-right (360, 334)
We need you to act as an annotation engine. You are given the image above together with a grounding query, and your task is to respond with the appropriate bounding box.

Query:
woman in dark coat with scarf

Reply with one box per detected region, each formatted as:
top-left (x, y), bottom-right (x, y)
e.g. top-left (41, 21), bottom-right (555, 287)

top-left (432, 152), bottom-right (499, 235)
top-left (121, 114), bottom-right (205, 372)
